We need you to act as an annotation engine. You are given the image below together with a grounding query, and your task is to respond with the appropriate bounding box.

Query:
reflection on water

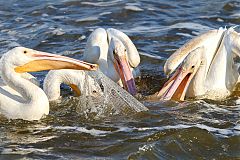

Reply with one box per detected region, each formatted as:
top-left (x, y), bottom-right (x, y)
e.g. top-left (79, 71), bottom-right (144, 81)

top-left (0, 0), bottom-right (240, 159)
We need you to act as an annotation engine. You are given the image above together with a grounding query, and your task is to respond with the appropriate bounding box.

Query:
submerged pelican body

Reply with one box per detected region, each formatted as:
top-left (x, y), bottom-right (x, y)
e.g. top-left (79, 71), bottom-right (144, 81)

top-left (43, 69), bottom-right (103, 102)
top-left (158, 27), bottom-right (240, 101)
top-left (0, 47), bottom-right (97, 120)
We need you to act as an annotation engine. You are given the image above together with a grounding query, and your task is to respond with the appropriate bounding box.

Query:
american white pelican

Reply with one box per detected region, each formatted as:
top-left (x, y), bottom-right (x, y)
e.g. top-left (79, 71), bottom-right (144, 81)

top-left (83, 28), bottom-right (140, 95)
top-left (43, 70), bottom-right (103, 102)
top-left (43, 69), bottom-right (149, 113)
top-left (157, 27), bottom-right (240, 101)
top-left (43, 28), bottom-right (140, 101)
top-left (0, 47), bottom-right (97, 120)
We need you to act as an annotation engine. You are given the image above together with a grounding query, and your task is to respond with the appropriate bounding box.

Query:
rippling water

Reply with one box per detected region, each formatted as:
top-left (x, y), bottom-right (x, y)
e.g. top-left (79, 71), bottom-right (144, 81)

top-left (0, 0), bottom-right (240, 159)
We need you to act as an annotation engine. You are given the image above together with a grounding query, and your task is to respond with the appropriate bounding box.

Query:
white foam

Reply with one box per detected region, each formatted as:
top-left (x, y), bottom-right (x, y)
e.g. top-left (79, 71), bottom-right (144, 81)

top-left (81, 0), bottom-right (121, 7)
top-left (234, 124), bottom-right (240, 130)
top-left (99, 12), bottom-right (112, 16)
top-left (196, 101), bottom-right (231, 113)
top-left (176, 32), bottom-right (193, 38)
top-left (231, 12), bottom-right (240, 17)
top-left (235, 98), bottom-right (240, 105)
top-left (75, 16), bottom-right (99, 22)
top-left (47, 5), bottom-right (57, 10)
top-left (122, 22), bottom-right (213, 34)
top-left (139, 51), bottom-right (164, 60)
top-left (110, 123), bottom-right (240, 137)
top-left (171, 22), bottom-right (213, 32)
top-left (139, 144), bottom-right (153, 152)
top-left (1, 147), bottom-right (49, 155)
top-left (124, 5), bottom-right (144, 12)
top-left (195, 124), bottom-right (240, 136)
top-left (54, 126), bottom-right (111, 136)
top-left (51, 28), bottom-right (65, 36)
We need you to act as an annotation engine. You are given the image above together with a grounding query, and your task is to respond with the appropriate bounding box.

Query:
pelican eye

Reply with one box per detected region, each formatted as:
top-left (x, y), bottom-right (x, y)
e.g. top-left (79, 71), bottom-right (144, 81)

top-left (24, 50), bottom-right (27, 54)
top-left (191, 65), bottom-right (195, 69)
top-left (124, 49), bottom-right (127, 52)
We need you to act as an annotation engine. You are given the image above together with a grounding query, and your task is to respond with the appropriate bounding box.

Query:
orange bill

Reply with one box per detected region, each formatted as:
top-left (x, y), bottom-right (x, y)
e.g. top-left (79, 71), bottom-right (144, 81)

top-left (15, 51), bottom-right (98, 73)
top-left (157, 67), bottom-right (194, 101)
top-left (113, 53), bottom-right (136, 95)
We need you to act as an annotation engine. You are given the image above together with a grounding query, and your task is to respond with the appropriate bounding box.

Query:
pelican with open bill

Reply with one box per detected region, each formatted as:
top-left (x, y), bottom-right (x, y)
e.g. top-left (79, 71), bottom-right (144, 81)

top-left (0, 47), bottom-right (98, 120)
top-left (157, 27), bottom-right (240, 101)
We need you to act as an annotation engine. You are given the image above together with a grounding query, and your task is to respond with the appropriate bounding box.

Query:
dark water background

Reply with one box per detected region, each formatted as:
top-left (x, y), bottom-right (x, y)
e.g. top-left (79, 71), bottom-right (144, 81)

top-left (0, 0), bottom-right (240, 159)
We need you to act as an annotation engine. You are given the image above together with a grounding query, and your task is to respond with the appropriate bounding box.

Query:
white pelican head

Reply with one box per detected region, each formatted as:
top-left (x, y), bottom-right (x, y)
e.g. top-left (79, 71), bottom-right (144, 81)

top-left (158, 47), bottom-right (205, 101)
top-left (108, 38), bottom-right (137, 95)
top-left (1, 47), bottom-right (98, 73)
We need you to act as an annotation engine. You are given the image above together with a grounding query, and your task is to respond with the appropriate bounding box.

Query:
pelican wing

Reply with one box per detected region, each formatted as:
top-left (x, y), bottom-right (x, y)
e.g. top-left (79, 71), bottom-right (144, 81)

top-left (0, 72), bottom-right (41, 104)
top-left (164, 28), bottom-right (225, 76)
top-left (206, 27), bottom-right (240, 90)
top-left (0, 78), bottom-right (24, 102)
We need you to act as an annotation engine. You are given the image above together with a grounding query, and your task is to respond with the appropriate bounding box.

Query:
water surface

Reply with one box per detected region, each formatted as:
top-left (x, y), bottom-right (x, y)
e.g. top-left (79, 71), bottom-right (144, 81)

top-left (0, 0), bottom-right (240, 159)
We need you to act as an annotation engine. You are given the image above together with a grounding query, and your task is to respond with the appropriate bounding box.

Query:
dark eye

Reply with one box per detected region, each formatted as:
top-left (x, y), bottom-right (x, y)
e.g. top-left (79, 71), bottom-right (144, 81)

top-left (124, 49), bottom-right (127, 52)
top-left (191, 65), bottom-right (195, 69)
top-left (24, 50), bottom-right (27, 54)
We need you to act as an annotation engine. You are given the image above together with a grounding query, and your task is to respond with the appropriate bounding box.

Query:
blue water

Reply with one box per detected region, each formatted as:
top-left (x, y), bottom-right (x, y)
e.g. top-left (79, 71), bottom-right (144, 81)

top-left (0, 0), bottom-right (239, 159)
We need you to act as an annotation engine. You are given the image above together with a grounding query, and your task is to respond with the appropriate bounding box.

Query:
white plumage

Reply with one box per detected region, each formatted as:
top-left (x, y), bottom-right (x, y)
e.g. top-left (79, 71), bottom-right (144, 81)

top-left (0, 47), bottom-right (97, 120)
top-left (44, 28), bottom-right (140, 101)
top-left (44, 70), bottom-right (103, 102)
